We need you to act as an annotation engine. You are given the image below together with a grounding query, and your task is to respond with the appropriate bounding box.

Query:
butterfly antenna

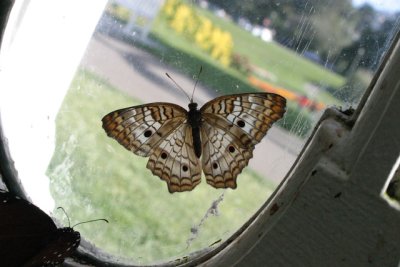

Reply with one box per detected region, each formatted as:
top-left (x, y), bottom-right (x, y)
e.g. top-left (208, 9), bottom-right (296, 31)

top-left (165, 72), bottom-right (191, 102)
top-left (191, 66), bottom-right (202, 102)
top-left (72, 218), bottom-right (109, 228)
top-left (57, 207), bottom-right (71, 227)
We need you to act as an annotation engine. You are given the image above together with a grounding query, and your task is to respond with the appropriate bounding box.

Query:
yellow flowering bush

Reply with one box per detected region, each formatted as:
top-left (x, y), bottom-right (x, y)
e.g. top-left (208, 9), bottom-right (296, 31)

top-left (170, 5), bottom-right (198, 37)
top-left (162, 0), bottom-right (181, 18)
top-left (161, 0), bottom-right (233, 67)
top-left (195, 18), bottom-right (213, 50)
top-left (210, 28), bottom-right (233, 66)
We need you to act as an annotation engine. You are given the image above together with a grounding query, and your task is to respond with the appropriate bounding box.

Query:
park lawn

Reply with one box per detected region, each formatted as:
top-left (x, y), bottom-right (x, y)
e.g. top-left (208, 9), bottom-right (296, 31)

top-left (151, 3), bottom-right (344, 106)
top-left (47, 69), bottom-right (277, 264)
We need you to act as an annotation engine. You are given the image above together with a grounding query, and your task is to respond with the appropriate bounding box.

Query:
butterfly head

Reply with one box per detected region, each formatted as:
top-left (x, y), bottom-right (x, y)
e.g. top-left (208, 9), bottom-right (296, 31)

top-left (188, 102), bottom-right (198, 111)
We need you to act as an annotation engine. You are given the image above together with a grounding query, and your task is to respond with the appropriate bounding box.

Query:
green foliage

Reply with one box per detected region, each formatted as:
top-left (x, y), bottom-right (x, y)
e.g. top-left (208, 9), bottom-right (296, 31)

top-left (161, 0), bottom-right (233, 66)
top-left (231, 53), bottom-right (251, 75)
top-left (47, 69), bottom-right (277, 264)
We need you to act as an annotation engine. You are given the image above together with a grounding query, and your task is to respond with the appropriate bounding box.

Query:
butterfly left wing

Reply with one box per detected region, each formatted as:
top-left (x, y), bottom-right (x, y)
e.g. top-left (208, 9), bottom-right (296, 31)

top-left (200, 93), bottom-right (286, 189)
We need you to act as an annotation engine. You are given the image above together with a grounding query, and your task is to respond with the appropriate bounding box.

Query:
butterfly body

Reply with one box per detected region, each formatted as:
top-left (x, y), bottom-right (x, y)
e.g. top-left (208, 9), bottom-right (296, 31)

top-left (102, 93), bottom-right (286, 193)
top-left (187, 102), bottom-right (202, 158)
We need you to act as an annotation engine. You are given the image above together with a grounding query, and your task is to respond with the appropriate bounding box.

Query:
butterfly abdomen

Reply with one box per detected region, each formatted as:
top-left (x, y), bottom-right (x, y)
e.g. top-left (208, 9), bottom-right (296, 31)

top-left (192, 127), bottom-right (202, 158)
top-left (187, 102), bottom-right (202, 158)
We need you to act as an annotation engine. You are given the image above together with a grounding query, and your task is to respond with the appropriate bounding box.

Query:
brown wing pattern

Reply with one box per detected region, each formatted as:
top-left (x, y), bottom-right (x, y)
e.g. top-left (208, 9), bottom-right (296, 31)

top-left (102, 103), bottom-right (187, 157)
top-left (147, 123), bottom-right (201, 193)
top-left (200, 93), bottom-right (286, 188)
top-left (201, 122), bottom-right (254, 189)
top-left (102, 93), bottom-right (286, 193)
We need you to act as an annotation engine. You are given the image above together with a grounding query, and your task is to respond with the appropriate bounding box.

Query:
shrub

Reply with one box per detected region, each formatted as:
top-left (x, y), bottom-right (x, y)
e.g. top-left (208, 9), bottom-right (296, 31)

top-left (161, 0), bottom-right (233, 67)
top-left (195, 17), bottom-right (213, 50)
top-left (162, 0), bottom-right (181, 19)
top-left (169, 4), bottom-right (198, 36)
top-left (231, 53), bottom-right (252, 75)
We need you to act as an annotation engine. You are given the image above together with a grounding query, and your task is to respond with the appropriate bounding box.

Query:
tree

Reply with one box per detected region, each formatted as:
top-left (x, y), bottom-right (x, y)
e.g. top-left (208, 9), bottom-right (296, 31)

top-left (336, 5), bottom-right (398, 74)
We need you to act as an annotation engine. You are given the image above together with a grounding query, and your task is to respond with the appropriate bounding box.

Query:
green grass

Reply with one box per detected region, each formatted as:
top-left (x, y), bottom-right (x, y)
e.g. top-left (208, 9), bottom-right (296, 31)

top-left (150, 4), bottom-right (345, 106)
top-left (47, 69), bottom-right (277, 264)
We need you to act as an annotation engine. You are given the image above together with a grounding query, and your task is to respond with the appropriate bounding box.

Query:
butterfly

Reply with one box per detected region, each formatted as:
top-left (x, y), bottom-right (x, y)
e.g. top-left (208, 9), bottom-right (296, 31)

top-left (102, 88), bottom-right (286, 193)
top-left (0, 190), bottom-right (107, 266)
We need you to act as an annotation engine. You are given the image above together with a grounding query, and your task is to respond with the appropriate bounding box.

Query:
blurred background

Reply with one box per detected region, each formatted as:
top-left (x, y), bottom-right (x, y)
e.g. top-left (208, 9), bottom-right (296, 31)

top-left (1, 0), bottom-right (399, 264)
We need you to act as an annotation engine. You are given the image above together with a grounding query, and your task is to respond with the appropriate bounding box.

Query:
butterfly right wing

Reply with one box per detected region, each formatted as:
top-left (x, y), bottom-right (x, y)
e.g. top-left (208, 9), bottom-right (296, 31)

top-left (102, 103), bottom-right (188, 157)
top-left (199, 93), bottom-right (286, 189)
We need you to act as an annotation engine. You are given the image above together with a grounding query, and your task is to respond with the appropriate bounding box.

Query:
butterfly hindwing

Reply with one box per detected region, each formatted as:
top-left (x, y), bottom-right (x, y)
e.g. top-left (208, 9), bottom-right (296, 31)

top-left (147, 123), bottom-right (202, 193)
top-left (102, 103), bottom-right (187, 156)
top-left (201, 122), bottom-right (254, 189)
top-left (200, 93), bottom-right (286, 188)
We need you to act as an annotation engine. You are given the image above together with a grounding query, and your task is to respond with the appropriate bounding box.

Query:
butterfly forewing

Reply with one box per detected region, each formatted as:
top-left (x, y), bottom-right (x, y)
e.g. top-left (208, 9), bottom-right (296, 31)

top-left (200, 93), bottom-right (286, 189)
top-left (200, 93), bottom-right (286, 144)
top-left (102, 103), bottom-right (187, 156)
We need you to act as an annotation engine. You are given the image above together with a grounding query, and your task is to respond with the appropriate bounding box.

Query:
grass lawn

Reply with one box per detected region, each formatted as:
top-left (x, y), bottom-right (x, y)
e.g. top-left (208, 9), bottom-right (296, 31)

top-left (47, 69), bottom-right (277, 264)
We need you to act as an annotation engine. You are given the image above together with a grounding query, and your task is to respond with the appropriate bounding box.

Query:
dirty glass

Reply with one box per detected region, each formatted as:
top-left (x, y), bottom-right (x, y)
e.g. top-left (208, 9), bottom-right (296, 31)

top-left (0, 0), bottom-right (399, 264)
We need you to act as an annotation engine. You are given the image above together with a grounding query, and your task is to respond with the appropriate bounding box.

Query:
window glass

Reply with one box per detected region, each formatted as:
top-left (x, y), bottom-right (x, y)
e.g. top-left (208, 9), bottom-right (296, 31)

top-left (1, 0), bottom-right (399, 264)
